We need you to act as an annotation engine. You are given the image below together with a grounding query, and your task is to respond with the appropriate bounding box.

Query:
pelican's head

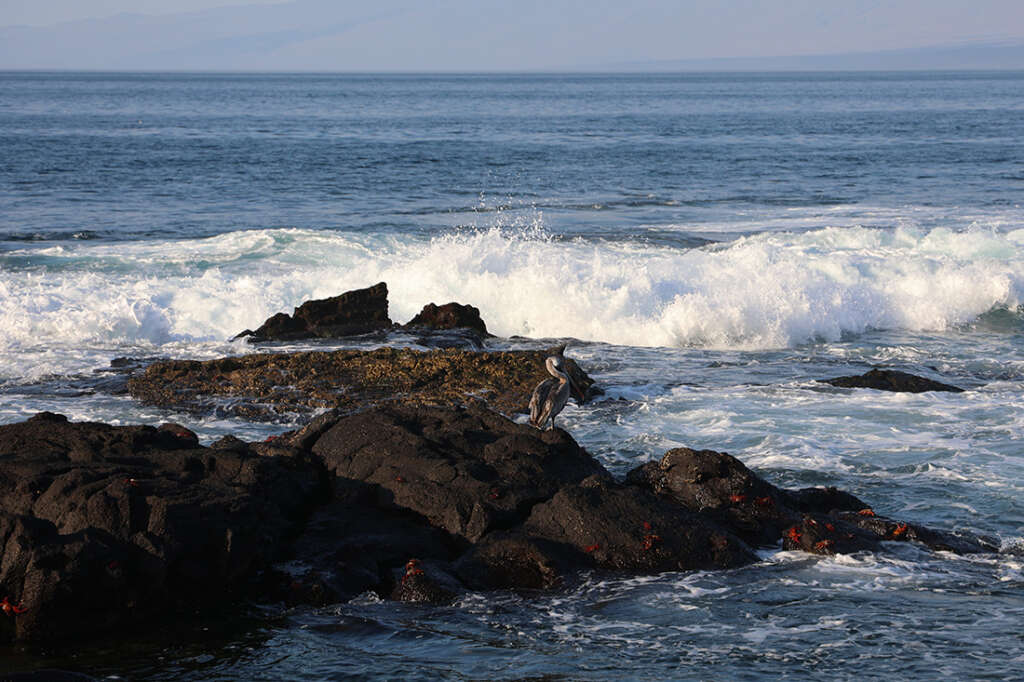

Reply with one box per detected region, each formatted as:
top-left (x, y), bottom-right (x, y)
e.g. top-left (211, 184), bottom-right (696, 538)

top-left (545, 355), bottom-right (565, 375)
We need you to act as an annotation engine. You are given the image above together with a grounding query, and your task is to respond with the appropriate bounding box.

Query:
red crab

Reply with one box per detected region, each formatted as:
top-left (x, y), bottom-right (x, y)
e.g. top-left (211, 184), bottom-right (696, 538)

top-left (401, 559), bottom-right (425, 585)
top-left (1, 597), bottom-right (27, 616)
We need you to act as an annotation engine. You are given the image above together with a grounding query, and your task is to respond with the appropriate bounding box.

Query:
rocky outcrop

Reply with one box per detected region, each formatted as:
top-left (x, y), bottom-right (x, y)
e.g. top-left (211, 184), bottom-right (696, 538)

top-left (405, 302), bottom-right (490, 337)
top-left (626, 446), bottom-right (998, 557)
top-left (236, 282), bottom-right (392, 342)
top-left (522, 477), bottom-right (755, 572)
top-left (283, 403), bottom-right (756, 602)
top-left (0, 405), bottom-right (1000, 644)
top-left (0, 413), bottom-right (327, 642)
top-left (822, 368), bottom-right (964, 393)
top-left (125, 346), bottom-right (601, 421)
top-left (400, 302), bottom-right (491, 350)
top-left (309, 404), bottom-right (609, 543)
top-left (234, 286), bottom-right (494, 349)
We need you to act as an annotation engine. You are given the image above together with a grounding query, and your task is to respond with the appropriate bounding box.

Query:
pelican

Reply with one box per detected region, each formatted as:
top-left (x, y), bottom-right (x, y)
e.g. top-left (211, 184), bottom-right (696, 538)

top-left (529, 354), bottom-right (580, 431)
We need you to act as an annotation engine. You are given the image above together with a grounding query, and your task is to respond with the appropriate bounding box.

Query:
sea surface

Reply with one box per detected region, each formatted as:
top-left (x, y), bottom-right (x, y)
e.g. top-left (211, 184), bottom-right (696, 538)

top-left (1, 71), bottom-right (1023, 679)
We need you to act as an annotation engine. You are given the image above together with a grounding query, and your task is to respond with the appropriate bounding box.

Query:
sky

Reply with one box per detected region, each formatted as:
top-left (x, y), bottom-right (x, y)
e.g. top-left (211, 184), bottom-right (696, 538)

top-left (1, 0), bottom-right (1023, 71)
top-left (0, 0), bottom-right (289, 26)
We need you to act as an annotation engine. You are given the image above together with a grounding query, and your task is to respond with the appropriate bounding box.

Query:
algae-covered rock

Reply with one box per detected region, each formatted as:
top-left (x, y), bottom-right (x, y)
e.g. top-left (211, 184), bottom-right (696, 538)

top-left (126, 347), bottom-right (601, 421)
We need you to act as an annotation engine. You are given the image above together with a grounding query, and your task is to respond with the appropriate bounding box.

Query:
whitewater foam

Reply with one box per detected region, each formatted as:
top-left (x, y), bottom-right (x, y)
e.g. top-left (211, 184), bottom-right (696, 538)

top-left (2, 224), bottom-right (1024, 380)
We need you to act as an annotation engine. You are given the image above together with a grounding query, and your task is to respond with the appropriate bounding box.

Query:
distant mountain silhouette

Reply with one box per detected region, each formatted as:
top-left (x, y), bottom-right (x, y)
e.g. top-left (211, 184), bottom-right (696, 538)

top-left (1, 1), bottom-right (1023, 72)
top-left (615, 41), bottom-right (1024, 72)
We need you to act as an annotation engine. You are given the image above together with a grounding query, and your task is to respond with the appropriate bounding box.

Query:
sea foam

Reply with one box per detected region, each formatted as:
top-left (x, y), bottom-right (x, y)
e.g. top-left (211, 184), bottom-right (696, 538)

top-left (1, 224), bottom-right (1023, 379)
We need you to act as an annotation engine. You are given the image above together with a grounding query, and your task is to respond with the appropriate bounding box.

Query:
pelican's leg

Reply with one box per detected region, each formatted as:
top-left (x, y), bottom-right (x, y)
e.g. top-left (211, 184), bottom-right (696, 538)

top-left (547, 417), bottom-right (555, 431)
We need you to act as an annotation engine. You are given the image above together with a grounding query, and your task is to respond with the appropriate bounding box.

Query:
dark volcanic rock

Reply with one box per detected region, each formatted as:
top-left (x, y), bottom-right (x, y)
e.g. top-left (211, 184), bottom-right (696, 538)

top-left (389, 559), bottom-right (461, 604)
top-left (822, 368), bottom-right (964, 393)
top-left (297, 404), bottom-right (754, 589)
top-left (1, 403), bottom-right (997, 644)
top-left (626, 447), bottom-right (799, 546)
top-left (309, 403), bottom-right (610, 543)
top-left (779, 514), bottom-right (879, 555)
top-left (0, 412), bottom-right (327, 642)
top-left (524, 477), bottom-right (756, 572)
top-left (454, 531), bottom-right (578, 591)
top-left (127, 347), bottom-right (601, 421)
top-left (405, 302), bottom-right (490, 337)
top-left (831, 509), bottom-right (999, 554)
top-left (282, 477), bottom-right (462, 603)
top-left (237, 282), bottom-right (392, 342)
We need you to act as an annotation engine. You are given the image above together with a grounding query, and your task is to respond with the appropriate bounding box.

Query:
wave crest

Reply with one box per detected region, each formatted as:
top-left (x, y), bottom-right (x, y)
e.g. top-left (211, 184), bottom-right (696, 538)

top-left (1, 225), bottom-right (1022, 362)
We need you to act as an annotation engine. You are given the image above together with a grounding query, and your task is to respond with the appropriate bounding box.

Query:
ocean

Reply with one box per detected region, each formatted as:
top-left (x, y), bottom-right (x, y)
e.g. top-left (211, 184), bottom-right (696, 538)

top-left (1, 71), bottom-right (1023, 679)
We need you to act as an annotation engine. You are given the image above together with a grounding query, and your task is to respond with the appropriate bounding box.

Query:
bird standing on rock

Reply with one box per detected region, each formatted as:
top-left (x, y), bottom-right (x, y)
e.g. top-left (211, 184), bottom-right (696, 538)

top-left (529, 354), bottom-right (580, 430)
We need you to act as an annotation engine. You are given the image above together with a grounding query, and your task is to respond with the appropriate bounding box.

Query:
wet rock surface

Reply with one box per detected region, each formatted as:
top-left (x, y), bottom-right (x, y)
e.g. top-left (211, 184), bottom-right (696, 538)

top-left (236, 282), bottom-right (393, 342)
top-left (125, 346), bottom-right (601, 421)
top-left (0, 404), bottom-right (1001, 644)
top-left (821, 368), bottom-right (964, 393)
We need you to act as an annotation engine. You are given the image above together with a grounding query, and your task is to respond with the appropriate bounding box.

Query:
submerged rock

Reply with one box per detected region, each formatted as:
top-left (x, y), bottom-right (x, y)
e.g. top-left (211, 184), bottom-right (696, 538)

top-left (126, 346), bottom-right (601, 420)
top-left (822, 368), bottom-right (964, 393)
top-left (236, 282), bottom-right (392, 342)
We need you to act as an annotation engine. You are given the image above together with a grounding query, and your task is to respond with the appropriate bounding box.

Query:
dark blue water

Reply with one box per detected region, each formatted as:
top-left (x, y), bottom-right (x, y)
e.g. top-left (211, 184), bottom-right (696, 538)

top-left (2, 72), bottom-right (1024, 680)
top-left (3, 72), bottom-right (1023, 245)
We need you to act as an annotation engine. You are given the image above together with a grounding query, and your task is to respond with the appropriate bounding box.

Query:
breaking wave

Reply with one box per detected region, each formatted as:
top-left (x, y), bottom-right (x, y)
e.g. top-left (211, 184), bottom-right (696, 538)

top-left (1, 223), bottom-right (1023, 377)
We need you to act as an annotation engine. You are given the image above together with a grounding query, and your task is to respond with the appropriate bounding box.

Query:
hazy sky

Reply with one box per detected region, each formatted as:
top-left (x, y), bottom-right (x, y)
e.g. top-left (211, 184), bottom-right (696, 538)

top-left (0, 0), bottom-right (289, 26)
top-left (2, 0), bottom-right (1023, 70)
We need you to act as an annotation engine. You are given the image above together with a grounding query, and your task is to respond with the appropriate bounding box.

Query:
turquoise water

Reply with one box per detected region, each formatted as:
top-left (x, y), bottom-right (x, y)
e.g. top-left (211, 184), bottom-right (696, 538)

top-left (1, 72), bottom-right (1023, 679)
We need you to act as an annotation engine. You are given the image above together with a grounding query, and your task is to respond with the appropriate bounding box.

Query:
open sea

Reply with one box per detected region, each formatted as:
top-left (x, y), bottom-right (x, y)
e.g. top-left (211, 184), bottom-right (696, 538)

top-left (2, 71), bottom-right (1024, 679)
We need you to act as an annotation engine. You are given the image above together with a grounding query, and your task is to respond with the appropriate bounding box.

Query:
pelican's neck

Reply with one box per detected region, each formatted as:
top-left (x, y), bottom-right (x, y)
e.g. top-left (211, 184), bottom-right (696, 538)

top-left (546, 358), bottom-right (569, 383)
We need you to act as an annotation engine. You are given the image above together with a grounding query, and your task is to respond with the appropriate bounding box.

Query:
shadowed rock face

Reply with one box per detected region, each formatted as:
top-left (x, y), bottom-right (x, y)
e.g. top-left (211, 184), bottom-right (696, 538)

top-left (0, 412), bottom-right (327, 642)
top-left (821, 368), bottom-right (964, 393)
top-left (236, 282), bottom-right (392, 342)
top-left (125, 347), bottom-right (602, 421)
